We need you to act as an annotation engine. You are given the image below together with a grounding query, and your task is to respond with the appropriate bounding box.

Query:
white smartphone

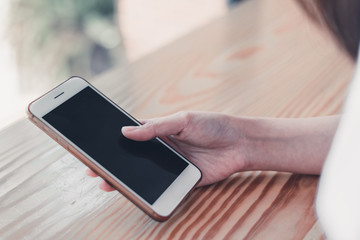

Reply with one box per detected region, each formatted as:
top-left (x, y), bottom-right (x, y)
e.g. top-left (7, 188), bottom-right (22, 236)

top-left (27, 76), bottom-right (202, 221)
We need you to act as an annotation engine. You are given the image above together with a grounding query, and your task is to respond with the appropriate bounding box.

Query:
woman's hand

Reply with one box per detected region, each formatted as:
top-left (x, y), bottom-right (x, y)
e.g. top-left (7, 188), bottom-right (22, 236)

top-left (86, 111), bottom-right (250, 191)
top-left (87, 111), bottom-right (339, 192)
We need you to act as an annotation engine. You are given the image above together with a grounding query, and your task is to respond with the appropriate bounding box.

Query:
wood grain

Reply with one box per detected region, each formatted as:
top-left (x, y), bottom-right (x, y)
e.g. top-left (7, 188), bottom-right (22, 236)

top-left (0, 0), bottom-right (354, 239)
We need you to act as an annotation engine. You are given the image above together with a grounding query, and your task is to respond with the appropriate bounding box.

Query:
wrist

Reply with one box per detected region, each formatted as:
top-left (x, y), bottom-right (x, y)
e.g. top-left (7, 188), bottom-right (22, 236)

top-left (227, 116), bottom-right (266, 172)
top-left (234, 116), bottom-right (291, 172)
top-left (236, 117), bottom-right (268, 172)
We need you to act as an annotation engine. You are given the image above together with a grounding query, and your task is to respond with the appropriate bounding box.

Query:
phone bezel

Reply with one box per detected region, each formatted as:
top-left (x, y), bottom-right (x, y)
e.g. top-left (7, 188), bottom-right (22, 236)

top-left (27, 76), bottom-right (202, 221)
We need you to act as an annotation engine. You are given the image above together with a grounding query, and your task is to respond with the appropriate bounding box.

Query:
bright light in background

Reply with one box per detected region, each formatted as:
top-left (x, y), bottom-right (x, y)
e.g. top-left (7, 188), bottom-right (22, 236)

top-left (0, 0), bottom-right (121, 130)
top-left (0, 1), bottom-right (25, 130)
top-left (0, 1), bottom-right (49, 130)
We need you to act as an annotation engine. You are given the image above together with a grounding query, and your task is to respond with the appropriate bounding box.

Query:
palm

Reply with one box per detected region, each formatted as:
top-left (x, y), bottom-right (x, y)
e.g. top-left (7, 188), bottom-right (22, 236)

top-left (162, 113), bottom-right (245, 186)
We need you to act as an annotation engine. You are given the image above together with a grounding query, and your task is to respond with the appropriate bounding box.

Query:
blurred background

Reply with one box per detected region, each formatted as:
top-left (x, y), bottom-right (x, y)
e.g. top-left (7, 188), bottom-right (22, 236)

top-left (0, 0), bottom-right (231, 130)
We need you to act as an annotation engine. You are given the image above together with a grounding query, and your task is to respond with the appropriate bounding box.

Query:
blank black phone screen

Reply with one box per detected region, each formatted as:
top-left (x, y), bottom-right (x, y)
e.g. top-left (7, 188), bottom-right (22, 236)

top-left (44, 86), bottom-right (188, 204)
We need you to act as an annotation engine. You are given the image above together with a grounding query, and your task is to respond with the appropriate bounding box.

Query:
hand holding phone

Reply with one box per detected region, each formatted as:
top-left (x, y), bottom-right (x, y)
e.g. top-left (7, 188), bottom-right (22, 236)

top-left (27, 77), bottom-right (202, 221)
top-left (88, 111), bottom-right (249, 192)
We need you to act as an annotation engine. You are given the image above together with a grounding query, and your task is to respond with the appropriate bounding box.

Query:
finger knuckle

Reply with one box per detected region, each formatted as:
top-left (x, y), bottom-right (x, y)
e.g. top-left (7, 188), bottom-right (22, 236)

top-left (144, 120), bottom-right (158, 136)
top-left (176, 111), bottom-right (191, 122)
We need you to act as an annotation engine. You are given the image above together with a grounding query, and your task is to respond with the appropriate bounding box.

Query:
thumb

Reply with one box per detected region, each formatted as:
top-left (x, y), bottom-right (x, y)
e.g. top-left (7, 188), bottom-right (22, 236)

top-left (121, 112), bottom-right (190, 141)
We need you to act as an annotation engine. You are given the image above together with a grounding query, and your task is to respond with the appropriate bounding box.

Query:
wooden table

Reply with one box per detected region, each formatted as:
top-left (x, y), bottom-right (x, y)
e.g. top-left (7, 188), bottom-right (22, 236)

top-left (0, 0), bottom-right (355, 239)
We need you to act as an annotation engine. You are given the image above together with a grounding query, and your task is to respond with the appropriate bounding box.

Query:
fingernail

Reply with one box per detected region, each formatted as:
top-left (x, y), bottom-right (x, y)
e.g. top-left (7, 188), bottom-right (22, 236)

top-left (122, 126), bottom-right (138, 132)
